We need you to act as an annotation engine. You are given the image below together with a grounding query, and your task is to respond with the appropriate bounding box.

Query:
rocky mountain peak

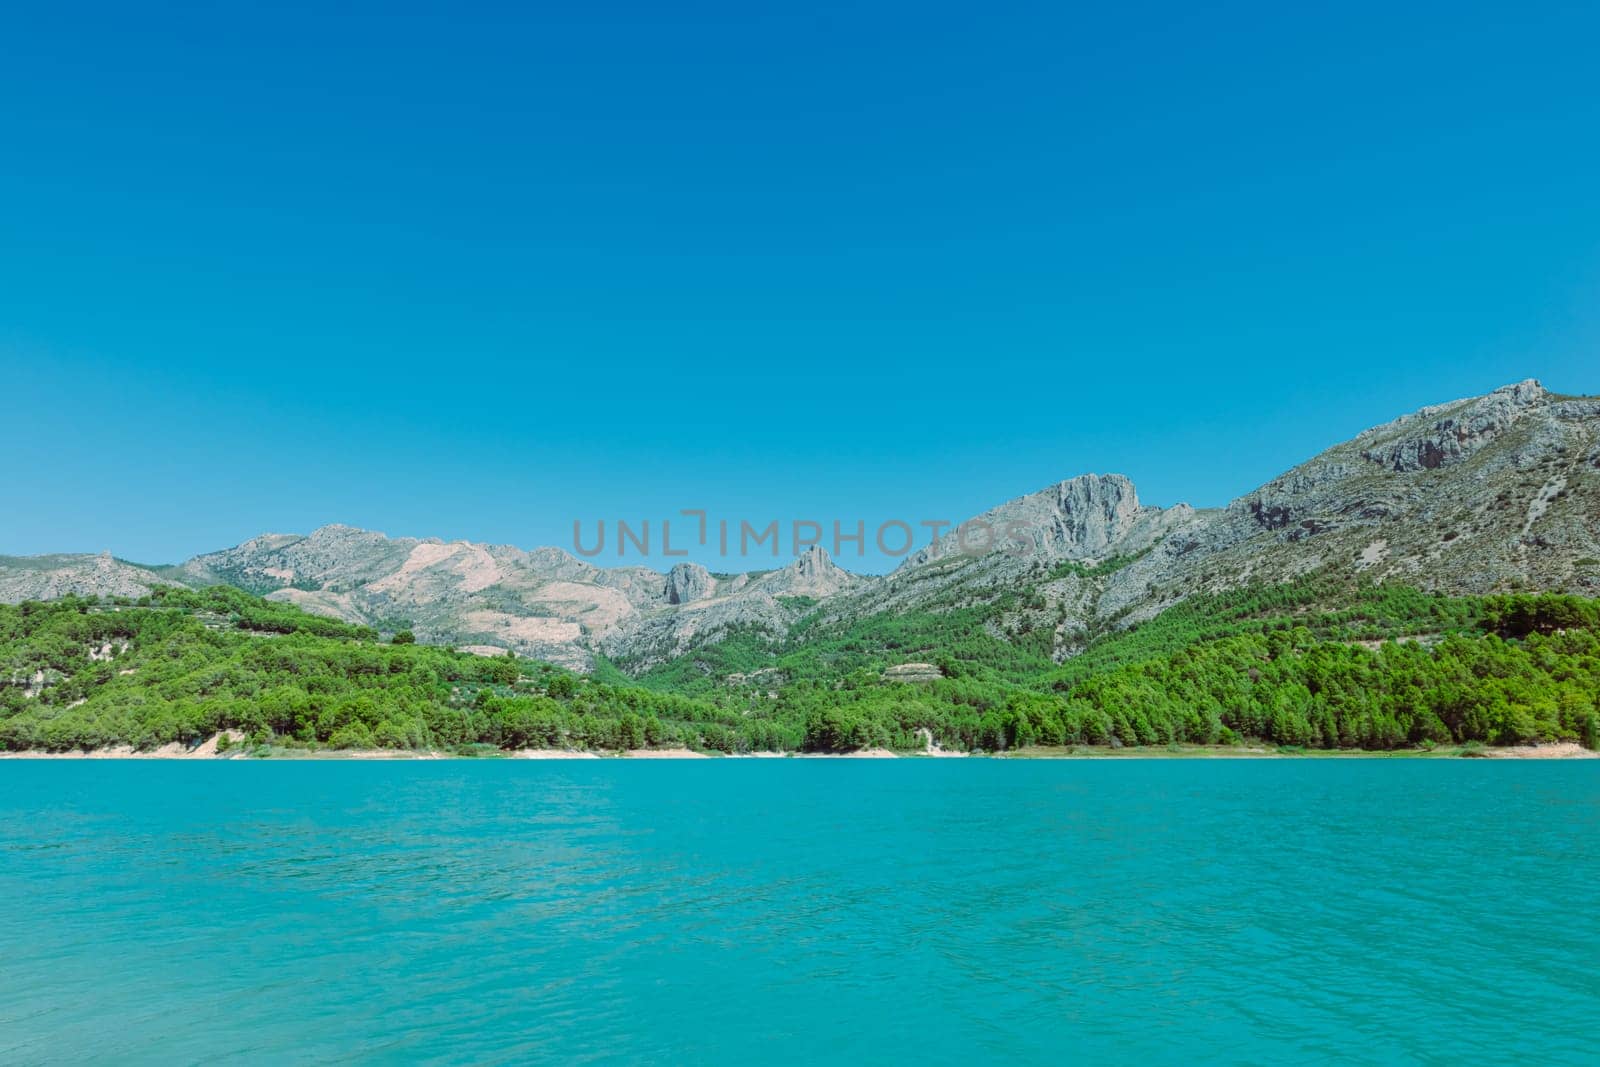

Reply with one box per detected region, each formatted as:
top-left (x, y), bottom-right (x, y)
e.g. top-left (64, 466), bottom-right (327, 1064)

top-left (1358, 378), bottom-right (1551, 473)
top-left (761, 546), bottom-right (860, 598)
top-left (793, 545), bottom-right (831, 576)
top-left (1044, 473), bottom-right (1146, 554)
top-left (302, 523), bottom-right (396, 545)
top-left (665, 562), bottom-right (715, 605)
top-left (896, 471), bottom-right (1169, 572)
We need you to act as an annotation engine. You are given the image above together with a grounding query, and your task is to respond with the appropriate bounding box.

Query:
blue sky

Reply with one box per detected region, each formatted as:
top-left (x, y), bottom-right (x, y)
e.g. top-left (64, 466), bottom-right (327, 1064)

top-left (3, 1), bottom-right (1598, 572)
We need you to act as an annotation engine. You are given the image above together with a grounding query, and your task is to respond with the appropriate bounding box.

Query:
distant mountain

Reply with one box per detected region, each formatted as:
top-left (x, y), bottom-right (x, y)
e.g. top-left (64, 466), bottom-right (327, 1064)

top-left (818, 378), bottom-right (1600, 663)
top-left (0, 552), bottom-right (175, 604)
top-left (0, 525), bottom-right (867, 670)
top-left (5, 380), bottom-right (1597, 674)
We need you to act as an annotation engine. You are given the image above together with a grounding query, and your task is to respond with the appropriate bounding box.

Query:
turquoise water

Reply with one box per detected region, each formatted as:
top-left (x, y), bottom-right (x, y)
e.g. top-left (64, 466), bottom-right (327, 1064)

top-left (1, 761), bottom-right (1596, 1065)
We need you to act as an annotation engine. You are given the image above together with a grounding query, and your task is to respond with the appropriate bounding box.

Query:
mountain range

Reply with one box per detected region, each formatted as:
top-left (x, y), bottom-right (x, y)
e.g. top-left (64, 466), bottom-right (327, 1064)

top-left (5, 380), bottom-right (1598, 680)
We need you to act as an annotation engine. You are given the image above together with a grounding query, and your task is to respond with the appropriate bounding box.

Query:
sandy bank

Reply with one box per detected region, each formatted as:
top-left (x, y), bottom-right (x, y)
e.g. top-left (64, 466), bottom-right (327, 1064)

top-left (0, 731), bottom-right (250, 760)
top-left (1467, 742), bottom-right (1599, 759)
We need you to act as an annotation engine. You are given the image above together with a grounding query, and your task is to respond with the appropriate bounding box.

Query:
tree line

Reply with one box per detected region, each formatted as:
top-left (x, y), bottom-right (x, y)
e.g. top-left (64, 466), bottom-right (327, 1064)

top-left (2, 583), bottom-right (1598, 753)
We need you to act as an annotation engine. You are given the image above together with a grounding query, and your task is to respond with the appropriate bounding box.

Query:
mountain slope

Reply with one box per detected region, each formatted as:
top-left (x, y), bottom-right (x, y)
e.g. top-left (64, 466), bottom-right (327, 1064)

top-left (3, 380), bottom-right (1596, 681)
top-left (794, 379), bottom-right (1600, 676)
top-left (1101, 379), bottom-right (1600, 623)
top-left (0, 553), bottom-right (175, 603)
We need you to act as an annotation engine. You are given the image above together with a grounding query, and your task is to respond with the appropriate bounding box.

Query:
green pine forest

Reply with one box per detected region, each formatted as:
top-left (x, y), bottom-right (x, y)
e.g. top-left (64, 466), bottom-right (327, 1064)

top-left (3, 578), bottom-right (1599, 755)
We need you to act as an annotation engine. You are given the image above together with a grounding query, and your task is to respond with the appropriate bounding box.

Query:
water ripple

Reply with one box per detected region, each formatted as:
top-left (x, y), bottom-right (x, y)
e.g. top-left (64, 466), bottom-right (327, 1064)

top-left (0, 760), bottom-right (1595, 1064)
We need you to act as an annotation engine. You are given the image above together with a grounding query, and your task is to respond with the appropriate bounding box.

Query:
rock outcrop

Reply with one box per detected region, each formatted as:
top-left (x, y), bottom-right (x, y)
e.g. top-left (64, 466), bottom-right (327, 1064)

top-left (902, 473), bottom-right (1170, 568)
top-left (597, 546), bottom-right (869, 669)
top-left (664, 563), bottom-right (715, 605)
top-left (1358, 379), bottom-right (1547, 472)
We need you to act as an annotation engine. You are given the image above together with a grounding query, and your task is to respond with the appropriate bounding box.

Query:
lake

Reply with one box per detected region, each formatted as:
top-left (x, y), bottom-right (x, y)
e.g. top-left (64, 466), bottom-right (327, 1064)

top-left (1, 760), bottom-right (1596, 1064)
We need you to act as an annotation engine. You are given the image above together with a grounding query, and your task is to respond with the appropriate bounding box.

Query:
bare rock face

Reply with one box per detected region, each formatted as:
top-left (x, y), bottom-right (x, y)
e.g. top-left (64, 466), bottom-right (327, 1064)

top-left (665, 563), bottom-right (715, 605)
top-left (597, 547), bottom-right (870, 669)
top-left (838, 472), bottom-right (1193, 641)
top-left (901, 473), bottom-right (1165, 569)
top-left (1040, 474), bottom-right (1146, 554)
top-left (1358, 379), bottom-right (1548, 472)
top-left (763, 546), bottom-right (858, 598)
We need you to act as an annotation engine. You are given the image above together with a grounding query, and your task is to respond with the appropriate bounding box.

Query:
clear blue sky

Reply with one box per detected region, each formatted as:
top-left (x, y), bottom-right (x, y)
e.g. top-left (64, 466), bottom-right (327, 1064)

top-left (4, 1), bottom-right (1598, 572)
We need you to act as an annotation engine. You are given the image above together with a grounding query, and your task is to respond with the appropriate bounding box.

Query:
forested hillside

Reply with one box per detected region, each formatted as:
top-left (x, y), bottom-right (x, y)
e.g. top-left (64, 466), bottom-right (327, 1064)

top-left (0, 587), bottom-right (743, 753)
top-left (3, 581), bottom-right (1597, 754)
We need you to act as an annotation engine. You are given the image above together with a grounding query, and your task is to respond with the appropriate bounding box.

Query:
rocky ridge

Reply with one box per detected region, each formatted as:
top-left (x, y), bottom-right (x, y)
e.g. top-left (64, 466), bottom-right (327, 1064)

top-left (4, 380), bottom-right (1596, 672)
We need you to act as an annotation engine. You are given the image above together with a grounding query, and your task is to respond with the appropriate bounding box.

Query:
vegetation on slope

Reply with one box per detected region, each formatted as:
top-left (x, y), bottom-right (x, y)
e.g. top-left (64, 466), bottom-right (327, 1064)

top-left (2, 580), bottom-right (1598, 754)
top-left (0, 587), bottom-right (740, 753)
top-left (624, 574), bottom-right (1600, 753)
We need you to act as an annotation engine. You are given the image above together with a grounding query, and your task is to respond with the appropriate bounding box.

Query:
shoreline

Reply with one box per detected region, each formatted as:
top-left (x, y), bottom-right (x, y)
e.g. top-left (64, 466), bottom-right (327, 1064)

top-left (1, 737), bottom-right (1595, 761)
